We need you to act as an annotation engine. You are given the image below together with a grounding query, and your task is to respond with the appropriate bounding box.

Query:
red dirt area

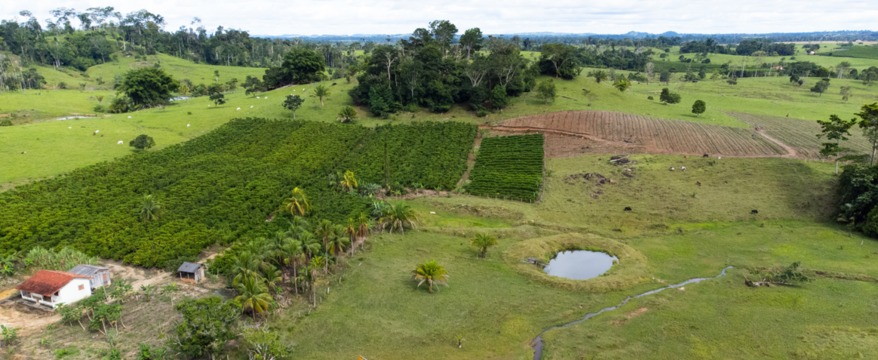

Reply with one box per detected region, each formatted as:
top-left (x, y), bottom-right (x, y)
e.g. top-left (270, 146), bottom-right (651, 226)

top-left (493, 111), bottom-right (791, 158)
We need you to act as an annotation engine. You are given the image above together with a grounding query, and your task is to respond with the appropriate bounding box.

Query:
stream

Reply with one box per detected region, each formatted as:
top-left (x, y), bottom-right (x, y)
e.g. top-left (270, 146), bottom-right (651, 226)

top-left (531, 266), bottom-right (734, 360)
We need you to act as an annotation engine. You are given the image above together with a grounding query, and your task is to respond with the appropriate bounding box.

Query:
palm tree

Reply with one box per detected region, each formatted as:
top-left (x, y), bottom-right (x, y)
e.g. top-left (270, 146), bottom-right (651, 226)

top-left (381, 202), bottom-right (418, 234)
top-left (326, 224), bottom-right (350, 257)
top-left (234, 273), bottom-right (273, 317)
top-left (284, 187), bottom-right (310, 217)
top-left (312, 84), bottom-right (330, 107)
top-left (260, 266), bottom-right (283, 295)
top-left (298, 231), bottom-right (322, 263)
top-left (314, 220), bottom-right (338, 272)
top-left (339, 170), bottom-right (358, 192)
top-left (344, 218), bottom-right (357, 256)
top-left (139, 194), bottom-right (161, 222)
top-left (232, 251), bottom-right (262, 286)
top-left (412, 260), bottom-right (449, 293)
top-left (280, 236), bottom-right (304, 294)
top-left (287, 216), bottom-right (311, 236)
top-left (471, 233), bottom-right (498, 258)
top-left (307, 256), bottom-right (326, 306)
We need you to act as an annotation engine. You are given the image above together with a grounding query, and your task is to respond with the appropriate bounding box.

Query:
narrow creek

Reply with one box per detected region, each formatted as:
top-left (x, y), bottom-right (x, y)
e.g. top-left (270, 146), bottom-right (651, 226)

top-left (530, 266), bottom-right (734, 360)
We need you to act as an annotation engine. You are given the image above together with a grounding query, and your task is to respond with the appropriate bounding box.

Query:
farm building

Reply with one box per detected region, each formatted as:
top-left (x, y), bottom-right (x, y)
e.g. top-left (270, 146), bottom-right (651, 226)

top-left (68, 264), bottom-right (112, 290)
top-left (16, 270), bottom-right (92, 309)
top-left (177, 262), bottom-right (206, 283)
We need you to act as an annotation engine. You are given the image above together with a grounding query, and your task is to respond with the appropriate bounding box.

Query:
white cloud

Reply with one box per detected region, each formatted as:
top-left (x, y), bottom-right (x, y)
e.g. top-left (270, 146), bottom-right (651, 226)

top-left (1, 0), bottom-right (874, 36)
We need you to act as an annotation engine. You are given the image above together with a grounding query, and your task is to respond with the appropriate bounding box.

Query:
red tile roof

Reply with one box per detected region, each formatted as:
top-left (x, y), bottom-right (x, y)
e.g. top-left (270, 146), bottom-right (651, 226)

top-left (16, 270), bottom-right (89, 297)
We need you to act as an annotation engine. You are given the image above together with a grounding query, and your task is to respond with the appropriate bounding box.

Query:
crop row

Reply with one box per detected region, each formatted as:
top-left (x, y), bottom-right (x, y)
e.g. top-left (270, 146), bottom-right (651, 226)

top-left (503, 110), bottom-right (794, 156)
top-left (0, 119), bottom-right (476, 268)
top-left (467, 134), bottom-right (545, 202)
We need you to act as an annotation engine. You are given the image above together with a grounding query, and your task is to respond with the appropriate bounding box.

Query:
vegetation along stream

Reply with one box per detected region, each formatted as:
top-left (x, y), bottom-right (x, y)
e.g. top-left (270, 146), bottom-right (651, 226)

top-left (530, 266), bottom-right (734, 360)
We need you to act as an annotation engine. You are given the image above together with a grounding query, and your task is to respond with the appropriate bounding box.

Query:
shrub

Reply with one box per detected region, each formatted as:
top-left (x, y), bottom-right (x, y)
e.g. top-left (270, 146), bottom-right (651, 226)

top-left (129, 134), bottom-right (156, 151)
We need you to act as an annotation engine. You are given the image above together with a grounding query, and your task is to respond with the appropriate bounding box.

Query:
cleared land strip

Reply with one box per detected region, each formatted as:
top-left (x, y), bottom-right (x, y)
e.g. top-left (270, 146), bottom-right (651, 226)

top-left (729, 112), bottom-right (873, 158)
top-left (497, 110), bottom-right (794, 158)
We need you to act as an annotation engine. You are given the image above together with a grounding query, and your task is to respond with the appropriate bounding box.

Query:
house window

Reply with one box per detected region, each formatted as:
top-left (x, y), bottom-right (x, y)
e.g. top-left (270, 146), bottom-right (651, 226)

top-left (78, 284), bottom-right (85, 291)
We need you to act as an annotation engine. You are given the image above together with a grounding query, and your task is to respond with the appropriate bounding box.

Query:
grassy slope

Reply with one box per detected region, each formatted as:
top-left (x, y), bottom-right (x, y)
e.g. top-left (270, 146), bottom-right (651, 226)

top-left (277, 154), bottom-right (878, 359)
top-left (4, 48), bottom-right (878, 188)
top-left (3, 48), bottom-right (878, 359)
top-left (85, 53), bottom-right (266, 88)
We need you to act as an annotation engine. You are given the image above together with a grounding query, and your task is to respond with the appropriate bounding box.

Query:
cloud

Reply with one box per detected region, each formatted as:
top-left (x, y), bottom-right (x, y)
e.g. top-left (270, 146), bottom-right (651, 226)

top-left (1, 0), bottom-right (874, 36)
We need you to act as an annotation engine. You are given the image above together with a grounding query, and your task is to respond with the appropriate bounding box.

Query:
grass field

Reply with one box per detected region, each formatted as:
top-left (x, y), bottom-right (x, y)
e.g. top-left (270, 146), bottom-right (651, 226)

top-left (4, 46), bottom-right (878, 359)
top-left (270, 154), bottom-right (878, 359)
top-left (3, 48), bottom-right (878, 189)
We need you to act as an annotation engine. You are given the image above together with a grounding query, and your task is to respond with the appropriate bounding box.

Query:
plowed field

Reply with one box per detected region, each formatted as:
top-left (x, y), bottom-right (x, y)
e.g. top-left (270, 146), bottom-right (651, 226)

top-left (498, 111), bottom-right (787, 158)
top-left (730, 112), bottom-right (873, 158)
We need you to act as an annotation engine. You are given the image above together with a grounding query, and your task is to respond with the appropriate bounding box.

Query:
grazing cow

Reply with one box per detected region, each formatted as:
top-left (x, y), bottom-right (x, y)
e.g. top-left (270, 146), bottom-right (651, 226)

top-left (696, 181), bottom-right (701, 186)
top-left (680, 166), bottom-right (686, 171)
top-left (624, 206), bottom-right (632, 212)
top-left (669, 167), bottom-right (675, 171)
top-left (702, 153), bottom-right (709, 158)
top-left (750, 209), bottom-right (759, 215)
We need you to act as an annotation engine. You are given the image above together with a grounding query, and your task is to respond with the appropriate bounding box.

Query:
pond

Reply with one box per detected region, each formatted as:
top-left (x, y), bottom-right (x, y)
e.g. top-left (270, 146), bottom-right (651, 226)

top-left (543, 250), bottom-right (618, 280)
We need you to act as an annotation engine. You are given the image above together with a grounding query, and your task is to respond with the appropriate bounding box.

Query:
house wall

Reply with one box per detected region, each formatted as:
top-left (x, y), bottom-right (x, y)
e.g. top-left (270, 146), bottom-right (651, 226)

top-left (88, 270), bottom-right (112, 289)
top-left (52, 278), bottom-right (92, 308)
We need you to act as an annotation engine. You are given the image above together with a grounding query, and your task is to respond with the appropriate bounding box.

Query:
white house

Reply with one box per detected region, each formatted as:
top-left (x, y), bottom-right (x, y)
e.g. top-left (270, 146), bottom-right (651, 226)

top-left (16, 270), bottom-right (92, 309)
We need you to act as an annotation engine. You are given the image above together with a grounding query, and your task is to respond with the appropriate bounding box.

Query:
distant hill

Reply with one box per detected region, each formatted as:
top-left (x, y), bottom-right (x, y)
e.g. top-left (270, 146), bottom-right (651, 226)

top-left (262, 30), bottom-right (878, 44)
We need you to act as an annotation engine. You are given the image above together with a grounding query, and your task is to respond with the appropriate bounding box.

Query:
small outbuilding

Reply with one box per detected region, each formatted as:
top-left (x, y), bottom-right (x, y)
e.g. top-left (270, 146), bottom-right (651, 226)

top-left (177, 262), bottom-right (206, 283)
top-left (17, 270), bottom-right (92, 309)
top-left (68, 264), bottom-right (112, 290)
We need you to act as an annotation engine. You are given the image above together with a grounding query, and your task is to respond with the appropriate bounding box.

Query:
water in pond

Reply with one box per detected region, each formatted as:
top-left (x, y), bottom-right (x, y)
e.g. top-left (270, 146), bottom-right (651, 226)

top-left (543, 250), bottom-right (618, 280)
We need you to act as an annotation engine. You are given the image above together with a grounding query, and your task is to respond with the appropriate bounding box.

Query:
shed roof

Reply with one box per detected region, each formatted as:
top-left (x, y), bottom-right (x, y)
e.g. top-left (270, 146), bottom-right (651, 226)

top-left (69, 265), bottom-right (109, 277)
top-left (177, 262), bottom-right (204, 273)
top-left (17, 270), bottom-right (89, 296)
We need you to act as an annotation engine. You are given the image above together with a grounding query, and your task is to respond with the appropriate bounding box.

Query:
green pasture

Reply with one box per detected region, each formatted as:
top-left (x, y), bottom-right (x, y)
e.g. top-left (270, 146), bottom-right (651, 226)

top-left (85, 53), bottom-right (266, 89)
top-left (4, 44), bottom-right (878, 359)
top-left (274, 152), bottom-right (878, 359)
top-left (4, 68), bottom-right (874, 188)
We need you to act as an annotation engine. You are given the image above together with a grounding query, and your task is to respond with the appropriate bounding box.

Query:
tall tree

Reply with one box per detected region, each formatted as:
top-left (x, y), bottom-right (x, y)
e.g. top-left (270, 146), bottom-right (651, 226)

top-left (116, 67), bottom-right (179, 109)
top-left (817, 114), bottom-right (857, 174)
top-left (692, 100), bottom-right (707, 116)
top-left (857, 103), bottom-right (878, 166)
top-left (810, 78), bottom-right (830, 96)
top-left (264, 48), bottom-right (325, 89)
top-left (428, 20), bottom-right (457, 57)
top-left (282, 95), bottom-right (304, 119)
top-left (660, 88), bottom-right (681, 104)
top-left (538, 43), bottom-right (581, 79)
top-left (208, 83), bottom-right (225, 106)
top-left (459, 27), bottom-right (483, 60)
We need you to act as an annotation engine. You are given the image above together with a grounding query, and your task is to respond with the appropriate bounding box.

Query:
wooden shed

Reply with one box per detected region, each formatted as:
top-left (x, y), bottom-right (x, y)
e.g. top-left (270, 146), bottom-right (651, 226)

top-left (68, 264), bottom-right (112, 290)
top-left (177, 262), bottom-right (206, 283)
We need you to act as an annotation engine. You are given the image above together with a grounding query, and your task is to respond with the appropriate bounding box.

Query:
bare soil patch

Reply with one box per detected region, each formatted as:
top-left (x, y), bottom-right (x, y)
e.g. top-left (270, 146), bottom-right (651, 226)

top-left (495, 111), bottom-right (790, 158)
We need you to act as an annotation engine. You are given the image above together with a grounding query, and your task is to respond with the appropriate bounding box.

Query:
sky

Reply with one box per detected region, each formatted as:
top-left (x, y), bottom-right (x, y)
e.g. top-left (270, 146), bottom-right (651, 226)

top-left (1, 0), bottom-right (875, 36)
